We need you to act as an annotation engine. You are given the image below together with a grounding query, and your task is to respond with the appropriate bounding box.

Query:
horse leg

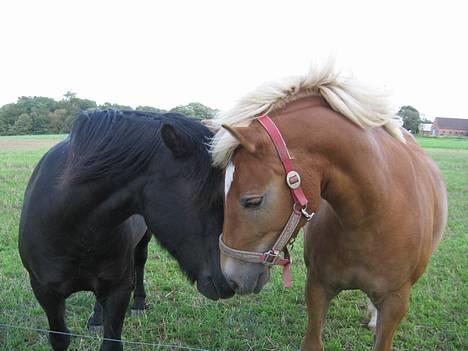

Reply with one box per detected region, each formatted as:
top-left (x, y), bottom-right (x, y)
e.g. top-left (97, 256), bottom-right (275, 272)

top-left (99, 285), bottom-right (132, 351)
top-left (367, 298), bottom-right (378, 333)
top-left (131, 230), bottom-right (151, 314)
top-left (87, 300), bottom-right (104, 333)
top-left (301, 273), bottom-right (336, 351)
top-left (30, 278), bottom-right (70, 351)
top-left (372, 285), bottom-right (411, 351)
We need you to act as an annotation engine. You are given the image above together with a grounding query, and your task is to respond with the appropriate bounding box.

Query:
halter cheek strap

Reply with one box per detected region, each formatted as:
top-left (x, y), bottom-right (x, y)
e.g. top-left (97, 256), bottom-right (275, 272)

top-left (219, 115), bottom-right (314, 288)
top-left (257, 115), bottom-right (309, 208)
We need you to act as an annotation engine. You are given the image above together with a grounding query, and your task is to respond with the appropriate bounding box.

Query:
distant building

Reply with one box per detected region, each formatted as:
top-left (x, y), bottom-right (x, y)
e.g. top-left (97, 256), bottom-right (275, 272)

top-left (432, 117), bottom-right (468, 136)
top-left (419, 123), bottom-right (432, 136)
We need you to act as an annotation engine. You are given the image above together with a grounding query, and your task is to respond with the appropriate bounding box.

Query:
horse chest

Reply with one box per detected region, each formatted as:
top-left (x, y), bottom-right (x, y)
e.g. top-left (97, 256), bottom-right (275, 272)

top-left (50, 253), bottom-right (132, 296)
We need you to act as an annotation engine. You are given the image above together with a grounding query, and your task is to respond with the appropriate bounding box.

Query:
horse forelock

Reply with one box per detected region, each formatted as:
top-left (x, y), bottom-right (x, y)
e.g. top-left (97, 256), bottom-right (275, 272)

top-left (210, 60), bottom-right (405, 168)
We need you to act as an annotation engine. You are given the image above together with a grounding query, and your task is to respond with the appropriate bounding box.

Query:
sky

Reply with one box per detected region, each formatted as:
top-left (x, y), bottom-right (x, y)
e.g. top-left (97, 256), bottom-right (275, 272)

top-left (1, 0), bottom-right (467, 120)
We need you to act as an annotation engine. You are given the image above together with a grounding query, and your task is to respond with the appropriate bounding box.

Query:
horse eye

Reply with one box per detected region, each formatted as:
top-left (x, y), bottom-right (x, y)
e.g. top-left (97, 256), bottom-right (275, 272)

top-left (241, 196), bottom-right (264, 209)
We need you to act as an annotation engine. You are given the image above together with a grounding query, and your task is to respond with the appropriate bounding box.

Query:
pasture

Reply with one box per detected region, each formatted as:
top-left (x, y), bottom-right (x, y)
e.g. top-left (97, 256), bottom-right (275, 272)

top-left (0, 135), bottom-right (466, 350)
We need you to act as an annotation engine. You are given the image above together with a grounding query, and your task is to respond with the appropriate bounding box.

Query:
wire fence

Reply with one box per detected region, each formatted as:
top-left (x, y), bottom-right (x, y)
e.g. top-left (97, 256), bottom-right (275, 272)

top-left (0, 322), bottom-right (210, 351)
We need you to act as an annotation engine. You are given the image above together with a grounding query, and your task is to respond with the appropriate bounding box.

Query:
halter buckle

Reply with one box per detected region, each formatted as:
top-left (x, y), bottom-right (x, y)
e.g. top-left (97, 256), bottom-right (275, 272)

top-left (262, 250), bottom-right (281, 265)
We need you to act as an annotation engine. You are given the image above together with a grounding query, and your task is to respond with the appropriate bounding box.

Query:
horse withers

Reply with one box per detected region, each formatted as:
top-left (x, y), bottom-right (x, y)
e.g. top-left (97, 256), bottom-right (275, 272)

top-left (19, 110), bottom-right (234, 351)
top-left (211, 65), bottom-right (447, 351)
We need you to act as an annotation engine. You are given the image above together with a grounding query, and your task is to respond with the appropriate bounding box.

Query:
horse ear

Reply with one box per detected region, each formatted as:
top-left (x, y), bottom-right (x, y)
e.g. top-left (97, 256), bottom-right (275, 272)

top-left (222, 124), bottom-right (256, 154)
top-left (161, 124), bottom-right (191, 158)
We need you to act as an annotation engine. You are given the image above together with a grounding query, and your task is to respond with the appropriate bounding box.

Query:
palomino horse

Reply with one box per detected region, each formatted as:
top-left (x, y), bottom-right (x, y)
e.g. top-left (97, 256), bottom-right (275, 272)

top-left (19, 109), bottom-right (234, 351)
top-left (211, 64), bottom-right (447, 350)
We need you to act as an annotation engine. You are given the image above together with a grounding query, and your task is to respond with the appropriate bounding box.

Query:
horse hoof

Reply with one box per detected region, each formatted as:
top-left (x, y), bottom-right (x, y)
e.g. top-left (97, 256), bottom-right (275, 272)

top-left (88, 324), bottom-right (103, 334)
top-left (131, 308), bottom-right (146, 317)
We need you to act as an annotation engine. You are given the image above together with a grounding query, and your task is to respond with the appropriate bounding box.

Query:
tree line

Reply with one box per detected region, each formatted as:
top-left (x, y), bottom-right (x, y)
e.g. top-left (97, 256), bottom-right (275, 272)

top-left (0, 92), bottom-right (425, 136)
top-left (0, 92), bottom-right (218, 136)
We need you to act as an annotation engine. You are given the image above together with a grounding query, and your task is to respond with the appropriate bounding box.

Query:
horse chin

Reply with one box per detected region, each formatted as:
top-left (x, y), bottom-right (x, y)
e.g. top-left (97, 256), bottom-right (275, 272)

top-left (196, 276), bottom-right (235, 300)
top-left (253, 268), bottom-right (271, 294)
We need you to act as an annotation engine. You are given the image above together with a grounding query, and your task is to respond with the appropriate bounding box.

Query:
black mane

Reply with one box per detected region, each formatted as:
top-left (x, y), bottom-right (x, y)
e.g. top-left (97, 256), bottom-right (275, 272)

top-left (64, 109), bottom-right (221, 205)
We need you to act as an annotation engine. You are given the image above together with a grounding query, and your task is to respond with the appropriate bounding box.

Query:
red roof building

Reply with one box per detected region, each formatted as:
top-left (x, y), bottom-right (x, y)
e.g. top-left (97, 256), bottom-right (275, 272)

top-left (431, 117), bottom-right (468, 136)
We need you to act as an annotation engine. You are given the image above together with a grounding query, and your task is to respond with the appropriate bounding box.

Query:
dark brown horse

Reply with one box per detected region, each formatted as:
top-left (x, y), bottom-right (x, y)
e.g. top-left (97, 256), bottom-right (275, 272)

top-left (210, 65), bottom-right (447, 350)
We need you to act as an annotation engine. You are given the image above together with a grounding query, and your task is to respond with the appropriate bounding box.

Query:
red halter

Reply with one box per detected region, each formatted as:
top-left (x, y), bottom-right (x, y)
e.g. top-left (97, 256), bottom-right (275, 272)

top-left (219, 115), bottom-right (314, 288)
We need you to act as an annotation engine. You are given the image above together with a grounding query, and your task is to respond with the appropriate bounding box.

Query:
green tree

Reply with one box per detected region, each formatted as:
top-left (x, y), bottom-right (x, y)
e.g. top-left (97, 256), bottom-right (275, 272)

top-left (170, 102), bottom-right (218, 120)
top-left (13, 113), bottom-right (33, 135)
top-left (0, 118), bottom-right (7, 135)
top-left (59, 94), bottom-right (97, 131)
top-left (48, 109), bottom-right (68, 133)
top-left (397, 105), bottom-right (421, 134)
top-left (63, 91), bottom-right (77, 100)
top-left (0, 103), bottom-right (21, 133)
top-left (0, 95), bottom-right (219, 135)
top-left (135, 106), bottom-right (166, 113)
top-left (29, 98), bottom-right (58, 134)
top-left (32, 114), bottom-right (49, 134)
top-left (99, 102), bottom-right (133, 110)
top-left (73, 98), bottom-right (97, 111)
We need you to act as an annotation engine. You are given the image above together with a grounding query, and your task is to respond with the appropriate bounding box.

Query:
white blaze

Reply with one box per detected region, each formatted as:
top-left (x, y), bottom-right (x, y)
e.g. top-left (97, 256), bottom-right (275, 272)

top-left (224, 162), bottom-right (235, 196)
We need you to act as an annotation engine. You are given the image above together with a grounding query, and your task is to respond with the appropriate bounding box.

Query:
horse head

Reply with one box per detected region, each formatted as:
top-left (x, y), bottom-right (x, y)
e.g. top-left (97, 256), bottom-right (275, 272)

top-left (142, 115), bottom-right (235, 300)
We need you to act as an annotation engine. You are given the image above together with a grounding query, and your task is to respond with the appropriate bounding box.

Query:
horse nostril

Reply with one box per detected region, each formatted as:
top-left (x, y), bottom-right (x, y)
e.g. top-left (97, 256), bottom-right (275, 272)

top-left (228, 279), bottom-right (239, 291)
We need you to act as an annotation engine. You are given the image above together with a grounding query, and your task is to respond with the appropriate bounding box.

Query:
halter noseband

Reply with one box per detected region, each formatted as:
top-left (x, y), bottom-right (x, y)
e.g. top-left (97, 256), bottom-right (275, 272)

top-left (219, 115), bottom-right (314, 288)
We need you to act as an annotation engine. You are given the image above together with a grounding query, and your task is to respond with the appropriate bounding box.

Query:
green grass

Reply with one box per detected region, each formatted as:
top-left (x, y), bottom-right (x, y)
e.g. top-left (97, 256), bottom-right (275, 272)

top-left (0, 134), bottom-right (67, 141)
top-left (415, 136), bottom-right (468, 150)
top-left (0, 136), bottom-right (467, 350)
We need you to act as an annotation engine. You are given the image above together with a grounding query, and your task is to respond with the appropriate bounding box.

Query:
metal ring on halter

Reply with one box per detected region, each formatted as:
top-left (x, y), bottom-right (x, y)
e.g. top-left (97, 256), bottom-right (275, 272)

top-left (293, 203), bottom-right (302, 215)
top-left (293, 203), bottom-right (314, 221)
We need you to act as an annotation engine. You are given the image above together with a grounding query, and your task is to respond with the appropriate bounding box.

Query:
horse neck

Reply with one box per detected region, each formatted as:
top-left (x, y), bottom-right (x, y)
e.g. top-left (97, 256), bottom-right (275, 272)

top-left (281, 105), bottom-right (392, 230)
top-left (63, 176), bottom-right (142, 233)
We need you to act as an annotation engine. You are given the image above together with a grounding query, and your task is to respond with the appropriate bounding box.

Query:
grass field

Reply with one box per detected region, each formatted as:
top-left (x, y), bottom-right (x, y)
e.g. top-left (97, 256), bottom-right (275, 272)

top-left (0, 136), bottom-right (467, 350)
top-left (416, 136), bottom-right (468, 150)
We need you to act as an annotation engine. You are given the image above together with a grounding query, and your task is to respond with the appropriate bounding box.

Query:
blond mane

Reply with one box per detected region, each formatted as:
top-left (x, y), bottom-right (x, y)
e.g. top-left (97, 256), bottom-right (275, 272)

top-left (210, 61), bottom-right (405, 168)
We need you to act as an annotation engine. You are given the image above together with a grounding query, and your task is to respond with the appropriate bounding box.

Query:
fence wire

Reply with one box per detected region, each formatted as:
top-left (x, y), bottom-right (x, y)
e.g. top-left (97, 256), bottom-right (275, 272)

top-left (0, 322), bottom-right (210, 351)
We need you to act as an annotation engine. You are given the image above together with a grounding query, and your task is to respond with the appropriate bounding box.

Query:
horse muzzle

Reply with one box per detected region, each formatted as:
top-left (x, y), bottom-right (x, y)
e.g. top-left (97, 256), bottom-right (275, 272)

top-left (221, 255), bottom-right (271, 295)
top-left (196, 273), bottom-right (235, 300)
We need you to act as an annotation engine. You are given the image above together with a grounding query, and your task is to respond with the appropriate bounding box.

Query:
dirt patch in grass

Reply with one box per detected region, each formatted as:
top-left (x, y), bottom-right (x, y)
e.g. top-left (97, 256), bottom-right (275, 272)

top-left (0, 140), bottom-right (60, 151)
